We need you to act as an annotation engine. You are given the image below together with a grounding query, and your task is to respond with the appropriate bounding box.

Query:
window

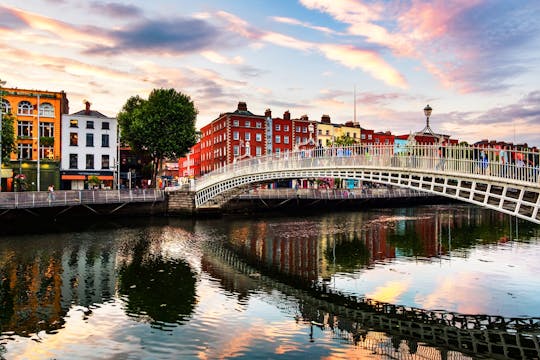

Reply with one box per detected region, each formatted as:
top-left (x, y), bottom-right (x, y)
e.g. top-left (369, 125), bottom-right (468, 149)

top-left (245, 133), bottom-right (251, 141)
top-left (233, 120), bottom-right (239, 126)
top-left (245, 120), bottom-right (251, 127)
top-left (86, 121), bottom-right (94, 129)
top-left (296, 126), bottom-right (301, 132)
top-left (284, 136), bottom-right (289, 144)
top-left (256, 147), bottom-right (262, 156)
top-left (101, 155), bottom-right (110, 169)
top-left (296, 136), bottom-right (301, 144)
top-left (256, 133), bottom-right (262, 142)
top-left (275, 124), bottom-right (281, 131)
top-left (318, 129), bottom-right (322, 135)
top-left (385, 139), bottom-right (390, 145)
top-left (256, 122), bottom-right (262, 128)
top-left (275, 148), bottom-right (281, 154)
top-left (18, 143), bottom-right (32, 159)
top-left (346, 132), bottom-right (350, 137)
top-left (233, 145), bottom-right (240, 156)
top-left (39, 103), bottom-right (54, 117)
top-left (1, 99), bottom-right (11, 114)
top-left (40, 122), bottom-right (54, 137)
top-left (40, 146), bottom-right (53, 160)
top-left (70, 119), bottom-right (78, 128)
top-left (86, 154), bottom-right (94, 169)
top-left (17, 101), bottom-right (33, 115)
top-left (86, 133), bottom-right (94, 147)
top-left (17, 121), bottom-right (32, 137)
top-left (102, 134), bottom-right (109, 147)
top-left (361, 134), bottom-right (366, 140)
top-left (69, 154), bottom-right (78, 169)
top-left (70, 133), bottom-right (78, 146)
top-left (275, 135), bottom-right (281, 144)
top-left (233, 131), bottom-right (239, 140)
top-left (368, 134), bottom-right (372, 140)
top-left (326, 130), bottom-right (330, 135)
top-left (353, 133), bottom-right (357, 138)
top-left (375, 138), bottom-right (380, 144)
top-left (303, 127), bottom-right (307, 133)
top-left (284, 125), bottom-right (289, 131)
top-left (102, 122), bottom-right (109, 130)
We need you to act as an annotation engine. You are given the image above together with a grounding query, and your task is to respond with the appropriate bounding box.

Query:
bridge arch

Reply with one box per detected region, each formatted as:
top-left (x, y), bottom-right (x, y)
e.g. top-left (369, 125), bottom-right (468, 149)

top-left (189, 144), bottom-right (540, 224)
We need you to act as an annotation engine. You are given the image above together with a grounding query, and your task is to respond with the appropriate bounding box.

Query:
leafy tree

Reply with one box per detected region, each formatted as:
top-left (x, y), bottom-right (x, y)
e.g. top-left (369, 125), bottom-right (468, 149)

top-left (117, 89), bottom-right (197, 186)
top-left (332, 135), bottom-right (357, 146)
top-left (1, 112), bottom-right (16, 165)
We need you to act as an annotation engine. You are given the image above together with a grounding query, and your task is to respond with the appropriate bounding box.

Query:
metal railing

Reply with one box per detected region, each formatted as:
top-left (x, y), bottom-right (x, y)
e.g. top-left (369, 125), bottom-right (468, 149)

top-left (0, 189), bottom-right (165, 209)
top-left (192, 143), bottom-right (540, 191)
top-left (237, 188), bottom-right (430, 200)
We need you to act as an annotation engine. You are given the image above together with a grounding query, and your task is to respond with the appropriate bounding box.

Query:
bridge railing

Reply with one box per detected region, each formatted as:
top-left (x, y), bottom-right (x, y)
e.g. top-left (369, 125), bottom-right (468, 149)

top-left (193, 143), bottom-right (540, 191)
top-left (0, 189), bottom-right (165, 209)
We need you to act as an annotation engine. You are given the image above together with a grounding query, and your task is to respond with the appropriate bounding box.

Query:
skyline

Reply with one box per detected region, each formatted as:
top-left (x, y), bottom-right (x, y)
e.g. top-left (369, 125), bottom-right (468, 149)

top-left (1, 1), bottom-right (540, 145)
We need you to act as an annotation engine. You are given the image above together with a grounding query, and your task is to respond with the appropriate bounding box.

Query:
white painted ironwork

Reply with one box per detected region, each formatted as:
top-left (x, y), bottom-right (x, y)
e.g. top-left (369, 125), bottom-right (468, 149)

top-left (185, 144), bottom-right (540, 224)
top-left (0, 189), bottom-right (164, 209)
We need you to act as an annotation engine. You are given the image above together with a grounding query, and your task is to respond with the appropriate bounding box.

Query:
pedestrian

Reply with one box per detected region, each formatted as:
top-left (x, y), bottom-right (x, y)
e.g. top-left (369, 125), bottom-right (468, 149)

top-left (48, 184), bottom-right (55, 203)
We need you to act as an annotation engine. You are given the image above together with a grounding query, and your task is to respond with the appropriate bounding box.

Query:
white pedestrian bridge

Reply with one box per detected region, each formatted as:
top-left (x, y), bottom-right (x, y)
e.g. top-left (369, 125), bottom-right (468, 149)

top-left (180, 144), bottom-right (540, 224)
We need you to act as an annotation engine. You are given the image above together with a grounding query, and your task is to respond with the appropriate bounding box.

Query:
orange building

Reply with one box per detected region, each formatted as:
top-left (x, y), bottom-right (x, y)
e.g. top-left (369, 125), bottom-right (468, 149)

top-left (0, 87), bottom-right (69, 191)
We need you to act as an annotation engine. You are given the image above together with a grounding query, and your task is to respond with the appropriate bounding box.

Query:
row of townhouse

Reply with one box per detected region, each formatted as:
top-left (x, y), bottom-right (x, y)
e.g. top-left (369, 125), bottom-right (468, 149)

top-left (178, 102), bottom-right (454, 179)
top-left (0, 86), bottom-right (118, 192)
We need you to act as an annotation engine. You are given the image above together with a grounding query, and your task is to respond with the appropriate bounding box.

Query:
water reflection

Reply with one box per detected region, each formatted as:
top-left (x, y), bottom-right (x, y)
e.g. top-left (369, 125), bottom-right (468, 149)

top-left (0, 206), bottom-right (539, 359)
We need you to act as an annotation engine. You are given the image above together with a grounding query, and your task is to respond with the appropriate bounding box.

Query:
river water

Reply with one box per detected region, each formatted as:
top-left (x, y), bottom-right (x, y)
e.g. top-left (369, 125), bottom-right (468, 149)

top-left (1, 204), bottom-right (539, 359)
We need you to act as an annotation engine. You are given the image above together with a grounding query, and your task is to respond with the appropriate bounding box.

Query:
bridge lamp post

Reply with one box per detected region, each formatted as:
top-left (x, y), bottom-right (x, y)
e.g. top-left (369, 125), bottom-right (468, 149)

top-left (0, 79), bottom-right (5, 192)
top-left (424, 104), bottom-right (432, 127)
top-left (308, 123), bottom-right (314, 145)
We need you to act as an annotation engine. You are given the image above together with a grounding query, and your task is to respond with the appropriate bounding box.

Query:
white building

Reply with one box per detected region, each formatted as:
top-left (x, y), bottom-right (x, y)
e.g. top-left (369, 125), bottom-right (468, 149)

top-left (60, 101), bottom-right (118, 190)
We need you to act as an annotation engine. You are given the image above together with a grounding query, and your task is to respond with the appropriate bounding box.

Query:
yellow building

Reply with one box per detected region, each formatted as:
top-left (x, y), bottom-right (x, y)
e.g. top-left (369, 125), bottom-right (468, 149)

top-left (1, 87), bottom-right (69, 191)
top-left (316, 115), bottom-right (362, 146)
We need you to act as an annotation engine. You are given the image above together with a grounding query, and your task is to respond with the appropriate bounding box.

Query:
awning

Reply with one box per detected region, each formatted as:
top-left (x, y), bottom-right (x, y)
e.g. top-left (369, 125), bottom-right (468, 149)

top-left (96, 175), bottom-right (114, 180)
top-left (62, 175), bottom-right (85, 180)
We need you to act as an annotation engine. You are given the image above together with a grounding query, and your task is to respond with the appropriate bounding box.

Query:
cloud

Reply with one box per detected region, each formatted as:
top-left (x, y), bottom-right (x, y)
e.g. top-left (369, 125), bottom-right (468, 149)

top-left (271, 16), bottom-right (339, 35)
top-left (216, 10), bottom-right (407, 88)
top-left (201, 51), bottom-right (243, 65)
top-left (88, 1), bottom-right (143, 18)
top-left (299, 0), bottom-right (540, 93)
top-left (0, 6), bottom-right (27, 30)
top-left (319, 44), bottom-right (408, 88)
top-left (88, 18), bottom-right (220, 55)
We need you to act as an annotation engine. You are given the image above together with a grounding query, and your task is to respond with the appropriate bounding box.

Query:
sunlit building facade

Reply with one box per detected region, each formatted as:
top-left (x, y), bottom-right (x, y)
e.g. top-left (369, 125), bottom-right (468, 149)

top-left (0, 86), bottom-right (69, 191)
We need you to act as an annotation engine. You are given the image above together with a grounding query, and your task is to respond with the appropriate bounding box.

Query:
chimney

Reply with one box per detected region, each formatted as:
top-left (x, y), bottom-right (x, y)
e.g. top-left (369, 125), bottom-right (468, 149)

top-left (283, 110), bottom-right (290, 120)
top-left (85, 101), bottom-right (91, 115)
top-left (321, 114), bottom-right (331, 124)
top-left (265, 108), bottom-right (272, 118)
top-left (300, 114), bottom-right (308, 121)
top-left (237, 101), bottom-right (247, 112)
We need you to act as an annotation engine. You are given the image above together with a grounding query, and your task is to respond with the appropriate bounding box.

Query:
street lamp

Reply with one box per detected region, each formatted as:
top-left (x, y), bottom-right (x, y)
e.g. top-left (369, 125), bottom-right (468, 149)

top-left (419, 104), bottom-right (435, 138)
top-left (308, 123), bottom-right (315, 144)
top-left (0, 79), bottom-right (6, 192)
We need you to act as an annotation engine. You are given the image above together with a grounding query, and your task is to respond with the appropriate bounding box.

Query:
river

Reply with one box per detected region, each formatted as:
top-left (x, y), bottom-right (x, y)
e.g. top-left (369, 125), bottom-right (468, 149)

top-left (1, 204), bottom-right (539, 359)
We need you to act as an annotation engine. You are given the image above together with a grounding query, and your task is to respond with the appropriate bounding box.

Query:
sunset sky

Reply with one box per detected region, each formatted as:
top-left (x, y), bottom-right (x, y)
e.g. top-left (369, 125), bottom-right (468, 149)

top-left (1, 1), bottom-right (540, 145)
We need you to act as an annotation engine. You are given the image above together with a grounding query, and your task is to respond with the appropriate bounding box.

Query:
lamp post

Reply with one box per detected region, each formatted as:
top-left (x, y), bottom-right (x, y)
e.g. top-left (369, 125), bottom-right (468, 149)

top-left (308, 123), bottom-right (314, 144)
top-left (0, 79), bottom-right (5, 192)
top-left (424, 104), bottom-right (432, 129)
top-left (36, 93), bottom-right (41, 191)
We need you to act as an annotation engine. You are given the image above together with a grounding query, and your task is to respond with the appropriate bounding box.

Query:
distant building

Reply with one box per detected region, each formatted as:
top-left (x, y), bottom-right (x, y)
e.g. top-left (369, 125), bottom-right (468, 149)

top-left (60, 101), bottom-right (117, 190)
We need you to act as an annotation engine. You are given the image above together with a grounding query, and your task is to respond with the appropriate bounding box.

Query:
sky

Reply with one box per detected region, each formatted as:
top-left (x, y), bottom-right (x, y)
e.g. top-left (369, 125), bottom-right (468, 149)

top-left (1, 0), bottom-right (540, 146)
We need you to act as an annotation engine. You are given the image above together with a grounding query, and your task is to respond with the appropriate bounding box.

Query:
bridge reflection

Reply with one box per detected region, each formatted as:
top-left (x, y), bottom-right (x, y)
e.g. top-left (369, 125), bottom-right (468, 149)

top-left (207, 208), bottom-right (540, 359)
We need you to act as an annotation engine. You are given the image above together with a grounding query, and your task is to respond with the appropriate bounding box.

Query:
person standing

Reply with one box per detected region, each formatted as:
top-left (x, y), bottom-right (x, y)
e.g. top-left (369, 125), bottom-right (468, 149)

top-left (48, 184), bottom-right (55, 203)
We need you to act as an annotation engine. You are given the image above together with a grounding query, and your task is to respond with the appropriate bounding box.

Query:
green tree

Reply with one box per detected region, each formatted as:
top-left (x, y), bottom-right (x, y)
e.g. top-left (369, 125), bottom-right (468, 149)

top-left (117, 88), bottom-right (197, 186)
top-left (1, 113), bottom-right (16, 165)
top-left (332, 134), bottom-right (357, 146)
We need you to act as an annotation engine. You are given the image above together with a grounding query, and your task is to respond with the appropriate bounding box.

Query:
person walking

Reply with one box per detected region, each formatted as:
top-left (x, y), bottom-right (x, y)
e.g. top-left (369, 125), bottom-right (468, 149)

top-left (48, 184), bottom-right (55, 204)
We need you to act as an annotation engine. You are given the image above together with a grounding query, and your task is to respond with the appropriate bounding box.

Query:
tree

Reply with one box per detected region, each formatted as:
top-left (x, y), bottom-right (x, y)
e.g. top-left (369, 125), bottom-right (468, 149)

top-left (1, 112), bottom-right (16, 165)
top-left (332, 135), bottom-right (357, 146)
top-left (117, 89), bottom-right (198, 187)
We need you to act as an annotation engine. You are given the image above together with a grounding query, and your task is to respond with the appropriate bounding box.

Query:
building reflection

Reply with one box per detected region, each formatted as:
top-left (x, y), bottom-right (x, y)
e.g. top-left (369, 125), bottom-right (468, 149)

top-left (222, 206), bottom-right (533, 283)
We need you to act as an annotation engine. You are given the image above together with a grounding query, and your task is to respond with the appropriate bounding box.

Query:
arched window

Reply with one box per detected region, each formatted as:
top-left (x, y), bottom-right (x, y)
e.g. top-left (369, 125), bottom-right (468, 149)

top-left (1, 99), bottom-right (11, 114)
top-left (18, 101), bottom-right (33, 115)
top-left (39, 102), bottom-right (54, 117)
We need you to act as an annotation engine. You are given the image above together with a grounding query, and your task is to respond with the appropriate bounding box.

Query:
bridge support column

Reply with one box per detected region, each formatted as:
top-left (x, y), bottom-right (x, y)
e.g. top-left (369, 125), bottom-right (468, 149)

top-left (167, 191), bottom-right (196, 215)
